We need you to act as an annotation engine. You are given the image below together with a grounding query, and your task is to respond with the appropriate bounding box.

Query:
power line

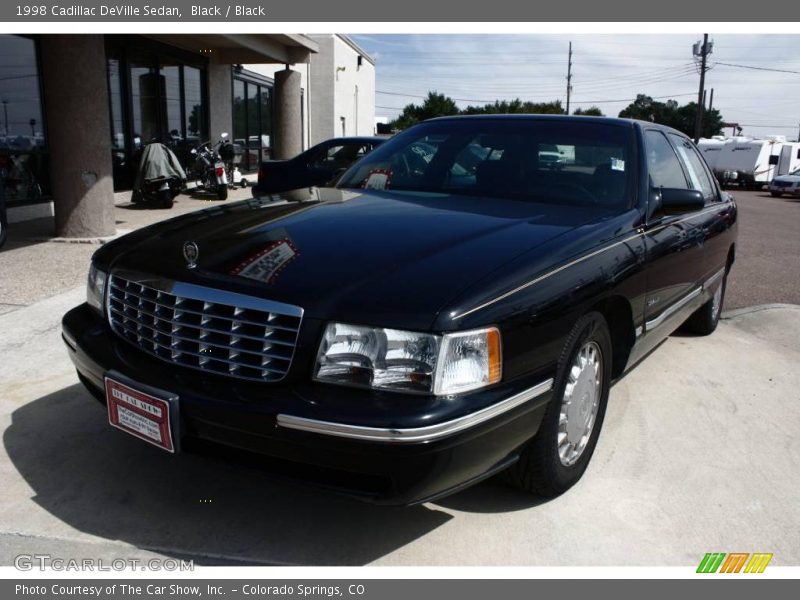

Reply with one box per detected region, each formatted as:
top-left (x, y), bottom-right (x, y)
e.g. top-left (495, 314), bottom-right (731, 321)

top-left (713, 61), bottom-right (800, 75)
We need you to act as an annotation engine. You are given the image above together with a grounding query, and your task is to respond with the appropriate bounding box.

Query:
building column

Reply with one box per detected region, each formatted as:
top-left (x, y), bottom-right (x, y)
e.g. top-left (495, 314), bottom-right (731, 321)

top-left (207, 55), bottom-right (233, 140)
top-left (274, 68), bottom-right (302, 160)
top-left (40, 35), bottom-right (115, 238)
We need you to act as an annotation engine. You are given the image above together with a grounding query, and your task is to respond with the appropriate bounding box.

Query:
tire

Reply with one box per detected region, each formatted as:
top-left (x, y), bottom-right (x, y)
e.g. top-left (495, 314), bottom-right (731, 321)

top-left (216, 185), bottom-right (228, 200)
top-left (683, 271), bottom-right (727, 336)
top-left (159, 189), bottom-right (173, 209)
top-left (131, 188), bottom-right (144, 204)
top-left (241, 179), bottom-right (248, 188)
top-left (504, 312), bottom-right (613, 498)
top-left (770, 192), bottom-right (782, 197)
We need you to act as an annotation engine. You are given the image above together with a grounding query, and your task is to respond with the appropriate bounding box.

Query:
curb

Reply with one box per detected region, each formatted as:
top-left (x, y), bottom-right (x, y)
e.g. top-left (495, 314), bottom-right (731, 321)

top-left (721, 303), bottom-right (800, 320)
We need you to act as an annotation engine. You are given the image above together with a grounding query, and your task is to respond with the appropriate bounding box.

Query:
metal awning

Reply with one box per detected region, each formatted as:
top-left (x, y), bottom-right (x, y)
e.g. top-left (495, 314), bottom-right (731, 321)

top-left (144, 34), bottom-right (319, 65)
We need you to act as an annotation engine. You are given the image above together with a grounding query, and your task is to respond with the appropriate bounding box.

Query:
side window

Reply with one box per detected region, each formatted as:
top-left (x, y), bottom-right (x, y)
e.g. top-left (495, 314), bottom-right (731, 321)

top-left (644, 130), bottom-right (688, 189)
top-left (310, 144), bottom-right (347, 168)
top-left (669, 134), bottom-right (716, 200)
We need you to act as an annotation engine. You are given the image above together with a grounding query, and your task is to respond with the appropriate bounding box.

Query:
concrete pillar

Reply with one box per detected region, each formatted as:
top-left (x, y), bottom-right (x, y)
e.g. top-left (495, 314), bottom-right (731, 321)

top-left (40, 35), bottom-right (115, 238)
top-left (207, 56), bottom-right (232, 140)
top-left (274, 68), bottom-right (302, 160)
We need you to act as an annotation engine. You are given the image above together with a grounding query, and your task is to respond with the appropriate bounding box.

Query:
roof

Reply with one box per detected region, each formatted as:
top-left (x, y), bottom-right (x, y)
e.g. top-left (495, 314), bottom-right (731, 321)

top-left (426, 114), bottom-right (690, 137)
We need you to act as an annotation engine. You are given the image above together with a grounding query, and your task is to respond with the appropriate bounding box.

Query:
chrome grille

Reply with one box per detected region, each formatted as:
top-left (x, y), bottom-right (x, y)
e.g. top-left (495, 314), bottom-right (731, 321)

top-left (107, 275), bottom-right (302, 382)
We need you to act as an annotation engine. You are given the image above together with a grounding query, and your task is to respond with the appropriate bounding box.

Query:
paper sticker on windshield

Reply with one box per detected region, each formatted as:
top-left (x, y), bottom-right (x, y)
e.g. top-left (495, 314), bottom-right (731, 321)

top-left (230, 238), bottom-right (299, 285)
top-left (363, 169), bottom-right (392, 190)
top-left (610, 158), bottom-right (625, 172)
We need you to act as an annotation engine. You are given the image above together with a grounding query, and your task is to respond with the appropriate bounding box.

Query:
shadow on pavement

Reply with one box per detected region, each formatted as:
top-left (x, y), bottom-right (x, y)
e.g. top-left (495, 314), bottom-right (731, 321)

top-left (3, 383), bottom-right (453, 565)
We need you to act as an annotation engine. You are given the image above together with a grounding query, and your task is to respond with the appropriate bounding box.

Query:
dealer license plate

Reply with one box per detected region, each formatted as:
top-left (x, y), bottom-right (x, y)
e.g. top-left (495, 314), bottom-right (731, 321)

top-left (105, 374), bottom-right (178, 453)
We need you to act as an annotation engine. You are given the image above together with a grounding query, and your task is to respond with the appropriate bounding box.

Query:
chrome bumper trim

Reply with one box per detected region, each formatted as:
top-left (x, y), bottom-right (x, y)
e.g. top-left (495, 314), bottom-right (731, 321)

top-left (277, 378), bottom-right (555, 443)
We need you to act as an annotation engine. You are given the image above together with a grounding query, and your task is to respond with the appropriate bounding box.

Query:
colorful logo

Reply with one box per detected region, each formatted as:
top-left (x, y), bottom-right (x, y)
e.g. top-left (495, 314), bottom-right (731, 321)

top-left (697, 552), bottom-right (773, 573)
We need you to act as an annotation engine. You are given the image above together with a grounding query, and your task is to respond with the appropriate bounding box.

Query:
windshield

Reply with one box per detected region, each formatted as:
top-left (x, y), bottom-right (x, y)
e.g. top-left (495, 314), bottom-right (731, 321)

top-left (338, 118), bottom-right (635, 209)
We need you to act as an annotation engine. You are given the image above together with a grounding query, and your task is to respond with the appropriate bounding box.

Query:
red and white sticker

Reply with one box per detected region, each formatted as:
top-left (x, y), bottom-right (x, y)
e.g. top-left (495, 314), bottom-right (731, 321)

top-left (230, 237), bottom-right (300, 284)
top-left (362, 169), bottom-right (392, 190)
top-left (106, 377), bottom-right (175, 453)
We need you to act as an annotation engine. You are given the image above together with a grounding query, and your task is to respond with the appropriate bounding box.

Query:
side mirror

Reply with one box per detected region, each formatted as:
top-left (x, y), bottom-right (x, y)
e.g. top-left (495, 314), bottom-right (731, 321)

top-left (655, 187), bottom-right (705, 215)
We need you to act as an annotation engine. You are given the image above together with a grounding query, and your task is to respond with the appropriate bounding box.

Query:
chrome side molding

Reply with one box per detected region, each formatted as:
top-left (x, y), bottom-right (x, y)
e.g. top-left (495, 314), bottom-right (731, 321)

top-left (645, 286), bottom-right (702, 331)
top-left (277, 378), bottom-right (555, 443)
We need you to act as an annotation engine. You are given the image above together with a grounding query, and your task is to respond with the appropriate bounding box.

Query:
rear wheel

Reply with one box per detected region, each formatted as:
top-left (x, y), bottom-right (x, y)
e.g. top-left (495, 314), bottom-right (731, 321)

top-left (504, 312), bottom-right (612, 498)
top-left (683, 271), bottom-right (727, 335)
top-left (159, 189), bottom-right (173, 209)
top-left (216, 184), bottom-right (228, 200)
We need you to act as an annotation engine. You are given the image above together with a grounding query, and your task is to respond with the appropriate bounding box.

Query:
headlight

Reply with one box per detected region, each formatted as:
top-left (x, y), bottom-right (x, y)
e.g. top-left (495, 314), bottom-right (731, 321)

top-left (314, 323), bottom-right (501, 395)
top-left (87, 264), bottom-right (107, 314)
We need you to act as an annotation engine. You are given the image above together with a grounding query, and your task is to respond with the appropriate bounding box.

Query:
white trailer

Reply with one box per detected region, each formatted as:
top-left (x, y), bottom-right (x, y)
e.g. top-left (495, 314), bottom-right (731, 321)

top-left (696, 136), bottom-right (727, 171)
top-left (701, 136), bottom-right (796, 189)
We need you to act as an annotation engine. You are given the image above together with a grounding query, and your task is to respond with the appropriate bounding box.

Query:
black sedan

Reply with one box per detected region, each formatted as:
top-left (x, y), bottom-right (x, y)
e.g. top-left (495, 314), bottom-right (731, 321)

top-left (62, 115), bottom-right (736, 504)
top-left (253, 136), bottom-right (385, 195)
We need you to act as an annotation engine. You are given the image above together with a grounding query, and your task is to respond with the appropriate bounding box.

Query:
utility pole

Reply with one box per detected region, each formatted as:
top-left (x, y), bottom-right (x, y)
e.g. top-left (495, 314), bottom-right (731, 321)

top-left (693, 34), bottom-right (712, 143)
top-left (708, 88), bottom-right (714, 113)
top-left (566, 41), bottom-right (573, 115)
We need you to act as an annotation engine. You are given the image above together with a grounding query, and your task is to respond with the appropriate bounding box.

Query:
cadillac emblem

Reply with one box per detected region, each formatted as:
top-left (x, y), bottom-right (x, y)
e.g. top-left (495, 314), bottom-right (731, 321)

top-left (182, 241), bottom-right (199, 269)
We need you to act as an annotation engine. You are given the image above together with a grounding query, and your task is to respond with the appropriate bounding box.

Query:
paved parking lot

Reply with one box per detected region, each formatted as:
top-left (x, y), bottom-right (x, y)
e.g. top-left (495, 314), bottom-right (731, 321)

top-left (0, 186), bottom-right (798, 566)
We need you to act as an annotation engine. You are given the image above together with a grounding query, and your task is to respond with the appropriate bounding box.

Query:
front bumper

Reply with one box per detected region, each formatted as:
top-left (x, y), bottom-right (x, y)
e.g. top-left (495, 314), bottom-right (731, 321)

top-left (62, 303), bottom-right (553, 505)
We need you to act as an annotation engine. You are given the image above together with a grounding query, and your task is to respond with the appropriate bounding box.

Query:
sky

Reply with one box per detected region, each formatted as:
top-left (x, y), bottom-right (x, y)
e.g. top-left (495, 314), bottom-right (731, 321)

top-left (350, 34), bottom-right (800, 141)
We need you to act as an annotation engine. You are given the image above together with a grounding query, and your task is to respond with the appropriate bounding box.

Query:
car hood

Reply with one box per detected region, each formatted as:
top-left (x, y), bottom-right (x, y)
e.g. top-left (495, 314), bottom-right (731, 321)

top-left (103, 188), bottom-right (599, 330)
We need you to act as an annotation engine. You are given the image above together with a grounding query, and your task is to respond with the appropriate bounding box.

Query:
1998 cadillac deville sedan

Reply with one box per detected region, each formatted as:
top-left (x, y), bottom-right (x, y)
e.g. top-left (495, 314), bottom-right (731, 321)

top-left (62, 116), bottom-right (737, 504)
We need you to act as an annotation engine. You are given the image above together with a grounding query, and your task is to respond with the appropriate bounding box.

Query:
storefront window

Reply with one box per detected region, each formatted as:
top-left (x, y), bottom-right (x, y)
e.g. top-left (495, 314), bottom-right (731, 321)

top-left (104, 36), bottom-right (209, 190)
top-left (184, 66), bottom-right (205, 142)
top-left (0, 35), bottom-right (49, 205)
top-left (161, 64), bottom-right (182, 142)
top-left (233, 72), bottom-right (275, 171)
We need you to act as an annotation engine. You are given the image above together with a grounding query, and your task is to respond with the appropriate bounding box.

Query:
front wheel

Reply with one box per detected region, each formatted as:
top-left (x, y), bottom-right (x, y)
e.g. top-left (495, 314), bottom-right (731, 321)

top-left (504, 312), bottom-right (612, 498)
top-left (683, 271), bottom-right (727, 335)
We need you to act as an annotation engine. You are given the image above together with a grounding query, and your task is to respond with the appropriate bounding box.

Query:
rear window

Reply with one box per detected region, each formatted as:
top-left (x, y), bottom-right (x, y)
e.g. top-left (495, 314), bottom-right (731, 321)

top-left (338, 119), bottom-right (634, 210)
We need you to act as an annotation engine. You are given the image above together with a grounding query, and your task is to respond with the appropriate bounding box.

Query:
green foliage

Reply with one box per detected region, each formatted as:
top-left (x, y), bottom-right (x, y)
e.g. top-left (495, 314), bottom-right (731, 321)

top-left (573, 106), bottom-right (604, 116)
top-left (389, 94), bottom-right (565, 130)
top-left (618, 94), bottom-right (724, 138)
top-left (461, 99), bottom-right (565, 115)
top-left (391, 92), bottom-right (460, 130)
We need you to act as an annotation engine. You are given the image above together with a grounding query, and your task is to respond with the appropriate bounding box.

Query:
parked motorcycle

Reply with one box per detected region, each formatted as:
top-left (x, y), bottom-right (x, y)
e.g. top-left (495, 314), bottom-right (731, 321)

top-left (218, 135), bottom-right (246, 190)
top-left (189, 133), bottom-right (230, 200)
top-left (131, 141), bottom-right (186, 209)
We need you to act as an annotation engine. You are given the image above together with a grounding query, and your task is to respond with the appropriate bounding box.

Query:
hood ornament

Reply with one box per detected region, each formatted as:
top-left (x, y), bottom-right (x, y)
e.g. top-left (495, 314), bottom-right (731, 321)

top-left (183, 241), bottom-right (199, 269)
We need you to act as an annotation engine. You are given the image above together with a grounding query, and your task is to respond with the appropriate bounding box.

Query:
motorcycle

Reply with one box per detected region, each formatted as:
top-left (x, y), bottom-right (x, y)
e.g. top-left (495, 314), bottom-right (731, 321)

top-left (189, 133), bottom-right (230, 200)
top-left (131, 141), bottom-right (186, 209)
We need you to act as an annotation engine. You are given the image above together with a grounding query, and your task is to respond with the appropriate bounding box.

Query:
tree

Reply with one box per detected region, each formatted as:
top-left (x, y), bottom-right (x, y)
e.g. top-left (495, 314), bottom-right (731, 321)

top-left (618, 94), bottom-right (724, 138)
top-left (390, 92), bottom-right (459, 130)
top-left (573, 106), bottom-right (604, 116)
top-left (461, 99), bottom-right (565, 115)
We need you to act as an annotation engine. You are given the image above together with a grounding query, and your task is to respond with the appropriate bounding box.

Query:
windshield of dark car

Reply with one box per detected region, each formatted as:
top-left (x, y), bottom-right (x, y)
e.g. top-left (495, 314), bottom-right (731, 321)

top-left (337, 119), bottom-right (635, 209)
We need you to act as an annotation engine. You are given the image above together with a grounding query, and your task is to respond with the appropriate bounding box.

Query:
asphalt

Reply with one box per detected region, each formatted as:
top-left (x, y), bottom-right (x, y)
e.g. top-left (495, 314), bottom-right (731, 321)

top-left (0, 187), bottom-right (798, 566)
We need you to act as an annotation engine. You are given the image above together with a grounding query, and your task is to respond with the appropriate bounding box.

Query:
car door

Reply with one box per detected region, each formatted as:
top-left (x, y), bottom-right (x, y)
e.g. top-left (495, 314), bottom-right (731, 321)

top-left (668, 133), bottom-right (729, 281)
top-left (641, 129), bottom-right (708, 335)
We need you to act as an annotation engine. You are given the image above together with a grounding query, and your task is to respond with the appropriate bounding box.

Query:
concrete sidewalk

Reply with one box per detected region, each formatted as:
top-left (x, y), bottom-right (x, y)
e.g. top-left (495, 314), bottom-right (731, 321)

top-left (0, 288), bottom-right (798, 566)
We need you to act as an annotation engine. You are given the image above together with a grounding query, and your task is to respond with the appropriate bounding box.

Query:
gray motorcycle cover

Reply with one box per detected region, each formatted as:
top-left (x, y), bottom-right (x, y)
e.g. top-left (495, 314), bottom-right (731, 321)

top-left (134, 143), bottom-right (187, 189)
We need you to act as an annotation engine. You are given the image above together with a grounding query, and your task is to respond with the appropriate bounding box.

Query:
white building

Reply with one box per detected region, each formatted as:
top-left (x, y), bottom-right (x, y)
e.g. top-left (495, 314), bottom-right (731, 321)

top-left (244, 34), bottom-right (376, 152)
